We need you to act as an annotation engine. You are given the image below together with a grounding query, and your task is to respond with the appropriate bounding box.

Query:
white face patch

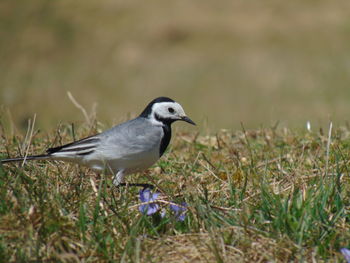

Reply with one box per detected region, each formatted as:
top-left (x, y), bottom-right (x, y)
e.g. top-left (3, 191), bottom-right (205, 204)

top-left (151, 102), bottom-right (187, 122)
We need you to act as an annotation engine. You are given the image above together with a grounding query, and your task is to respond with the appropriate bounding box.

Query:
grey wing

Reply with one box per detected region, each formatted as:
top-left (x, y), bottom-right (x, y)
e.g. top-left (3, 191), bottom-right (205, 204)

top-left (96, 118), bottom-right (163, 159)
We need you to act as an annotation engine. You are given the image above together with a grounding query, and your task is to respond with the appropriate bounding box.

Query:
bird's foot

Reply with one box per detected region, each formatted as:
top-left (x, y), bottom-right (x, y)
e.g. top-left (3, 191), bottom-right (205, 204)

top-left (116, 183), bottom-right (155, 190)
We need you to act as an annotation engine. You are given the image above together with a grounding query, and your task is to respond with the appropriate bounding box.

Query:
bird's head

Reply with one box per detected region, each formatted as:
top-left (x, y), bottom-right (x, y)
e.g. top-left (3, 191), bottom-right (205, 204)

top-left (140, 97), bottom-right (196, 125)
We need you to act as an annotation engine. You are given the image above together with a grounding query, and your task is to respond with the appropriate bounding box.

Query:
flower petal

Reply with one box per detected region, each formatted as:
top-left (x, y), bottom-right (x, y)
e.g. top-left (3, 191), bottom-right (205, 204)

top-left (146, 204), bottom-right (159, 215)
top-left (178, 213), bottom-right (186, 221)
top-left (170, 202), bottom-right (187, 221)
top-left (139, 188), bottom-right (160, 202)
top-left (170, 204), bottom-right (181, 213)
top-left (139, 188), bottom-right (151, 202)
top-left (170, 202), bottom-right (187, 212)
top-left (151, 191), bottom-right (159, 200)
top-left (139, 188), bottom-right (160, 216)
top-left (341, 248), bottom-right (350, 263)
top-left (139, 203), bottom-right (159, 215)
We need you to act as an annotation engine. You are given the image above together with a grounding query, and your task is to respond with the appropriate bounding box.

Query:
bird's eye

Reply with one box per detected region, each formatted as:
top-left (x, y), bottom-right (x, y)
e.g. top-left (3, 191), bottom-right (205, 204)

top-left (168, 107), bottom-right (175, 113)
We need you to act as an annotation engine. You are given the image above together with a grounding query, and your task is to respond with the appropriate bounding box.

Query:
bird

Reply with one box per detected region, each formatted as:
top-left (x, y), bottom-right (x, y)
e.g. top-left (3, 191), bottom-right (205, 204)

top-left (1, 97), bottom-right (195, 187)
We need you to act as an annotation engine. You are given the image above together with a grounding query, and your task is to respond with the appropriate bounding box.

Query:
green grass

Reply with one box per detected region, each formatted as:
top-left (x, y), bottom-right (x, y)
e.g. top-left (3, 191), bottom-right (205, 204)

top-left (0, 117), bottom-right (349, 262)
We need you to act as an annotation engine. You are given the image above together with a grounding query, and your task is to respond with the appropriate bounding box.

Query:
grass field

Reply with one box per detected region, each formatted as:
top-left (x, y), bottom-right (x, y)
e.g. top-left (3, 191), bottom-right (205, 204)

top-left (1, 0), bottom-right (350, 261)
top-left (0, 113), bottom-right (349, 262)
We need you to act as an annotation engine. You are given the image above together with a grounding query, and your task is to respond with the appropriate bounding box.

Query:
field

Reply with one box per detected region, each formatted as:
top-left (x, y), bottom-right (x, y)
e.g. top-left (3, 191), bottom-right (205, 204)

top-left (1, 0), bottom-right (350, 130)
top-left (1, 0), bottom-right (350, 262)
top-left (0, 114), bottom-right (350, 262)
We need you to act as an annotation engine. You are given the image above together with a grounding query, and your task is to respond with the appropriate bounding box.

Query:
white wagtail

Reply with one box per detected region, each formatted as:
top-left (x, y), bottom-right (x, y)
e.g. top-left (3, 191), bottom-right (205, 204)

top-left (1, 97), bottom-right (195, 187)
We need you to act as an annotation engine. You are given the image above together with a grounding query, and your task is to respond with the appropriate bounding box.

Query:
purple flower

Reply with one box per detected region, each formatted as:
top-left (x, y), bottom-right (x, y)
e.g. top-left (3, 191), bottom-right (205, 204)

top-left (138, 188), bottom-right (188, 221)
top-left (170, 202), bottom-right (188, 221)
top-left (341, 248), bottom-right (350, 263)
top-left (139, 188), bottom-right (160, 215)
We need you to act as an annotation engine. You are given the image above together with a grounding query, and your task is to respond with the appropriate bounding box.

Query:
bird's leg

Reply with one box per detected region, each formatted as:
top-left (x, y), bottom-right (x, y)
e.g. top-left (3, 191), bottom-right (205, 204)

top-left (118, 183), bottom-right (155, 189)
top-left (113, 170), bottom-right (125, 187)
top-left (113, 170), bottom-right (154, 189)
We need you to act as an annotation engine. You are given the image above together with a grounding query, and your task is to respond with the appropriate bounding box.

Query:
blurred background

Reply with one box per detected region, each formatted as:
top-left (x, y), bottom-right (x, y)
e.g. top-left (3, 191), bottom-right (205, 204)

top-left (1, 0), bottom-right (350, 132)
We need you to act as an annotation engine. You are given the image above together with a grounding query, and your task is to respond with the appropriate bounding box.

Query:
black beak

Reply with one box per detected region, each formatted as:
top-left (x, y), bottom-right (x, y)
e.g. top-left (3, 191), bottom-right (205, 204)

top-left (181, 116), bottom-right (196, 125)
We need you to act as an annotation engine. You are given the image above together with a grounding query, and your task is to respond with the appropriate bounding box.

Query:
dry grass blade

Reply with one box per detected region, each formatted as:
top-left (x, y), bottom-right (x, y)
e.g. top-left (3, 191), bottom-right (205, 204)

top-left (67, 91), bottom-right (92, 126)
top-left (22, 114), bottom-right (36, 166)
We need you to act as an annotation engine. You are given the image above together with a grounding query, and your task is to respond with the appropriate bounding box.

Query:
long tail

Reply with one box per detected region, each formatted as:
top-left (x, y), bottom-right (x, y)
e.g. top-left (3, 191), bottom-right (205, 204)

top-left (1, 134), bottom-right (100, 165)
top-left (1, 154), bottom-right (50, 164)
